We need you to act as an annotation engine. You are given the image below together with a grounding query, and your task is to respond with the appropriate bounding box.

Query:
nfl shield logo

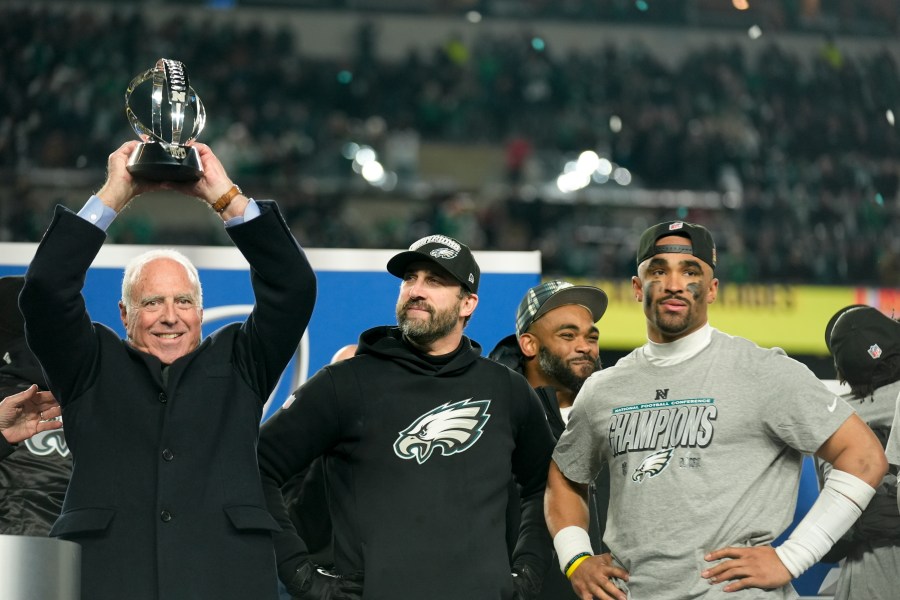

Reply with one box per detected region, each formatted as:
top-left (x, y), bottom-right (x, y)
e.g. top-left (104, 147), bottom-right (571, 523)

top-left (868, 344), bottom-right (883, 359)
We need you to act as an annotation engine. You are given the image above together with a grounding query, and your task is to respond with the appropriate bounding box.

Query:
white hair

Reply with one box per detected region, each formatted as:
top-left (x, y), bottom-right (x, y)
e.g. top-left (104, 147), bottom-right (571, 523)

top-left (121, 249), bottom-right (203, 308)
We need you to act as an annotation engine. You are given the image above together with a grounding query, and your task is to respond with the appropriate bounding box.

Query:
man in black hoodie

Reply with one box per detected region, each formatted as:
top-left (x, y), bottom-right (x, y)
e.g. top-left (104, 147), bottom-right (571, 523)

top-left (259, 234), bottom-right (557, 600)
top-left (0, 275), bottom-right (70, 535)
top-left (489, 280), bottom-right (609, 599)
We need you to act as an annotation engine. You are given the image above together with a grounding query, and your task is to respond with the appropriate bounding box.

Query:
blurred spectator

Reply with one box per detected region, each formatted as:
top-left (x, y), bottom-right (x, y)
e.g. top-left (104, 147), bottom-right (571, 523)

top-left (0, 4), bottom-right (897, 285)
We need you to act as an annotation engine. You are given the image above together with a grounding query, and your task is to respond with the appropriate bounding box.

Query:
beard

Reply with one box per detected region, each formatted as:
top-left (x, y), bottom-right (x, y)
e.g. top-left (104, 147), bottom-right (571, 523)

top-left (651, 304), bottom-right (694, 336)
top-left (396, 297), bottom-right (461, 346)
top-left (538, 346), bottom-right (601, 396)
top-left (646, 288), bottom-right (703, 337)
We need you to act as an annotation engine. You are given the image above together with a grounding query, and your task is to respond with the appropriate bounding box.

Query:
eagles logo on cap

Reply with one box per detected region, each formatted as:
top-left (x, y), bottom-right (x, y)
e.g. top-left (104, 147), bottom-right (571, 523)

top-left (431, 247), bottom-right (458, 260)
top-left (387, 234), bottom-right (481, 293)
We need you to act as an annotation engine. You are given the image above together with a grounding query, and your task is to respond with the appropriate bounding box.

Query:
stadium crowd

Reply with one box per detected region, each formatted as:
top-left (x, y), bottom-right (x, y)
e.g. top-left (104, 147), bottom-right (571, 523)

top-left (1, 4), bottom-right (898, 286)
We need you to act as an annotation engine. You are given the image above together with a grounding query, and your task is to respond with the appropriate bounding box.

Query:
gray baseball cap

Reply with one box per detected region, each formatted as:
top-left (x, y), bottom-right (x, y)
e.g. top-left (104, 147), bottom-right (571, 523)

top-left (516, 280), bottom-right (608, 337)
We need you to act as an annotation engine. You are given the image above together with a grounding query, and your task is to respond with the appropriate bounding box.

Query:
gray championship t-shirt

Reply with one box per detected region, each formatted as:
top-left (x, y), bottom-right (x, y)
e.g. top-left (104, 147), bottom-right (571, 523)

top-left (822, 379), bottom-right (900, 600)
top-left (554, 329), bottom-right (854, 599)
top-left (886, 384), bottom-right (900, 468)
top-left (888, 387), bottom-right (900, 518)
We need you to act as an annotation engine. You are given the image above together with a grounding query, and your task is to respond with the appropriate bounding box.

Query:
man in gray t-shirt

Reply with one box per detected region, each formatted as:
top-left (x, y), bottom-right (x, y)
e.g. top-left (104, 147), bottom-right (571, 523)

top-left (545, 221), bottom-right (888, 600)
top-left (889, 401), bottom-right (900, 514)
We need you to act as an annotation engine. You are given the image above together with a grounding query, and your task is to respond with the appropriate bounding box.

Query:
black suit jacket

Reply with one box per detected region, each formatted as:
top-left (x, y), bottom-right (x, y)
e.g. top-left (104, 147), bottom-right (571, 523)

top-left (20, 202), bottom-right (316, 600)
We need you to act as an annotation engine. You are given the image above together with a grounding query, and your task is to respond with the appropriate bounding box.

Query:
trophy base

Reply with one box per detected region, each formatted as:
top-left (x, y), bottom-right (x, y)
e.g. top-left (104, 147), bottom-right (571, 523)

top-left (126, 142), bottom-right (203, 182)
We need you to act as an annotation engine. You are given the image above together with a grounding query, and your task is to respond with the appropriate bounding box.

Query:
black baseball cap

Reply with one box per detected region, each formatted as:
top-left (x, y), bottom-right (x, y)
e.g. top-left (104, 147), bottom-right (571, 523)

top-left (636, 221), bottom-right (717, 270)
top-left (387, 234), bottom-right (480, 293)
top-left (516, 281), bottom-right (608, 337)
top-left (825, 305), bottom-right (900, 385)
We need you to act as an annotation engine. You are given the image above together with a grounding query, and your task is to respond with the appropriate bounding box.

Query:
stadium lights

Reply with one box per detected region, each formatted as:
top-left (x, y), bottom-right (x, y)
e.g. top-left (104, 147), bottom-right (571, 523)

top-left (555, 150), bottom-right (631, 193)
top-left (345, 143), bottom-right (398, 191)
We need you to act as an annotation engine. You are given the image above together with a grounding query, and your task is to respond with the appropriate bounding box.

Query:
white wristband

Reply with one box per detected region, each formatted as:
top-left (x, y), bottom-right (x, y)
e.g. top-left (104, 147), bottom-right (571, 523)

top-left (553, 526), bottom-right (593, 573)
top-left (774, 469), bottom-right (875, 578)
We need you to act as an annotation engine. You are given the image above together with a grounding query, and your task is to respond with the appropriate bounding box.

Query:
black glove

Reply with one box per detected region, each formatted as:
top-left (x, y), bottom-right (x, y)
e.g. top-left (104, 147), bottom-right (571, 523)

top-left (512, 564), bottom-right (542, 600)
top-left (286, 561), bottom-right (364, 600)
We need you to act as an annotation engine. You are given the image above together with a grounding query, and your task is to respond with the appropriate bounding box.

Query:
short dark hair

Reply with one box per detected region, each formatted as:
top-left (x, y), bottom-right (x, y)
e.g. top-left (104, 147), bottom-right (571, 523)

top-left (839, 354), bottom-right (900, 399)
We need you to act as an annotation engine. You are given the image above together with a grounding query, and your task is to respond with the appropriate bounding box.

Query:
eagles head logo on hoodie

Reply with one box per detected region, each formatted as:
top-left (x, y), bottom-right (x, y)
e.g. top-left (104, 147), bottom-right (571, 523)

top-left (394, 398), bottom-right (491, 464)
top-left (25, 428), bottom-right (70, 458)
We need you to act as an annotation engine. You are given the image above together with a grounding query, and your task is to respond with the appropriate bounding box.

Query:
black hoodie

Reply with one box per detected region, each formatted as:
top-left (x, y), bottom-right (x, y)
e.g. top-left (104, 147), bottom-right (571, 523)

top-left (0, 275), bottom-right (72, 535)
top-left (259, 326), bottom-right (555, 599)
top-left (489, 333), bottom-right (609, 600)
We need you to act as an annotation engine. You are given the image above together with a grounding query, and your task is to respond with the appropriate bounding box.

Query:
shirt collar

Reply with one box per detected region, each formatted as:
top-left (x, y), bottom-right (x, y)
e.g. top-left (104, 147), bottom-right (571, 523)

top-left (643, 323), bottom-right (713, 367)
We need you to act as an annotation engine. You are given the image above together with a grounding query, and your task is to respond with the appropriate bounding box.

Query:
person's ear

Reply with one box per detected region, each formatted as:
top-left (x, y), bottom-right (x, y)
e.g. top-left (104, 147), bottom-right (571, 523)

top-left (459, 292), bottom-right (478, 318)
top-left (707, 276), bottom-right (719, 304)
top-left (518, 333), bottom-right (539, 359)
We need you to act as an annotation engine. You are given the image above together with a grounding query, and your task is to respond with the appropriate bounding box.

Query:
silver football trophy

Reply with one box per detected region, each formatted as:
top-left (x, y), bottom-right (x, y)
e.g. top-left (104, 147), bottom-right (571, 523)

top-left (125, 58), bottom-right (206, 181)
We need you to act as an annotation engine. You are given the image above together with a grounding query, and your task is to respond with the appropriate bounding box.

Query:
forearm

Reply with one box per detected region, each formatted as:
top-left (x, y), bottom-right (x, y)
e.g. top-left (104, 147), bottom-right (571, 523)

top-left (260, 469), bottom-right (312, 581)
top-left (775, 468), bottom-right (877, 578)
top-left (774, 414), bottom-right (889, 578)
top-left (232, 203), bottom-right (314, 296)
top-left (23, 207), bottom-right (104, 309)
top-left (21, 206), bottom-right (104, 395)
top-left (511, 487), bottom-right (553, 574)
top-left (258, 432), bottom-right (314, 580)
top-left (545, 460), bottom-right (591, 536)
top-left (258, 374), bottom-right (340, 578)
top-left (230, 201), bottom-right (317, 386)
top-left (545, 460), bottom-right (598, 577)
